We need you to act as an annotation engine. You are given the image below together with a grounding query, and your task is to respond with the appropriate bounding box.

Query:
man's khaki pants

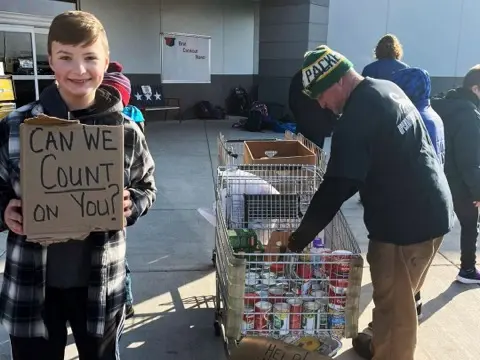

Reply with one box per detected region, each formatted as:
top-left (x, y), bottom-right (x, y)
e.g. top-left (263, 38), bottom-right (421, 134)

top-left (367, 237), bottom-right (443, 360)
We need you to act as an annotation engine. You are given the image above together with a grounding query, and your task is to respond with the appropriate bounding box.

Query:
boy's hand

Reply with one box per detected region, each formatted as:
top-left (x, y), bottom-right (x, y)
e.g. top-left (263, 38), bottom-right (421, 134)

top-left (123, 189), bottom-right (133, 218)
top-left (4, 199), bottom-right (24, 235)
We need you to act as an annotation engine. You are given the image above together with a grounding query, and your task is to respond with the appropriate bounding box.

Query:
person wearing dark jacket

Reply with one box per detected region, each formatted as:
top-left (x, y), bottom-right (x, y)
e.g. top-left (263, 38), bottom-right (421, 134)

top-left (362, 34), bottom-right (409, 80)
top-left (288, 45), bottom-right (454, 360)
top-left (432, 65), bottom-right (480, 284)
top-left (288, 69), bottom-right (336, 148)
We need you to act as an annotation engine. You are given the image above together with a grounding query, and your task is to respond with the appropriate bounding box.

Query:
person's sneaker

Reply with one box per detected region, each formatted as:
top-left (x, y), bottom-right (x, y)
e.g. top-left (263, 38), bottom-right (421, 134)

top-left (352, 328), bottom-right (373, 360)
top-left (125, 304), bottom-right (135, 319)
top-left (456, 268), bottom-right (480, 284)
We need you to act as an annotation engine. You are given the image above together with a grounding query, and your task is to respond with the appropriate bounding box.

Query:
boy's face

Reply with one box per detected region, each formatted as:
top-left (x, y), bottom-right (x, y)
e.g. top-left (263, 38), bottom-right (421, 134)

top-left (49, 38), bottom-right (109, 101)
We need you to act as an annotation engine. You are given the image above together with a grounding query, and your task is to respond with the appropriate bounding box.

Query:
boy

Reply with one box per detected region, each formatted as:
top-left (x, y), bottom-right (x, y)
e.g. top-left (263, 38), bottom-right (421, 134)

top-left (0, 11), bottom-right (156, 360)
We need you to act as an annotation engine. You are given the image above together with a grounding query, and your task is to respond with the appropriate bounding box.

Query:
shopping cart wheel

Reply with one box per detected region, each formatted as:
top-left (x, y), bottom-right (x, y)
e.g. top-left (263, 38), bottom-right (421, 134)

top-left (214, 320), bottom-right (222, 337)
top-left (211, 249), bottom-right (216, 268)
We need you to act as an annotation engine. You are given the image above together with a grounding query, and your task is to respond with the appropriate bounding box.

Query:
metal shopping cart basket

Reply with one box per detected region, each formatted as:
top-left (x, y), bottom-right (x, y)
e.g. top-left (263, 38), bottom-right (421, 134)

top-left (212, 132), bottom-right (329, 266)
top-left (213, 163), bottom-right (363, 358)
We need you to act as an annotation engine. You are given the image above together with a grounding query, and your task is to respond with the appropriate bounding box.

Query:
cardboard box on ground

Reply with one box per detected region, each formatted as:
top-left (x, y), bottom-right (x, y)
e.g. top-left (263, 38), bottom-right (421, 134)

top-left (20, 115), bottom-right (125, 244)
top-left (230, 337), bottom-right (332, 360)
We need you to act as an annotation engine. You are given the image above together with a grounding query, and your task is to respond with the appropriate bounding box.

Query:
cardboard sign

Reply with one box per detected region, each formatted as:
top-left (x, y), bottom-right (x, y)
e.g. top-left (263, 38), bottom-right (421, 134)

top-left (230, 337), bottom-right (332, 360)
top-left (20, 115), bottom-right (124, 243)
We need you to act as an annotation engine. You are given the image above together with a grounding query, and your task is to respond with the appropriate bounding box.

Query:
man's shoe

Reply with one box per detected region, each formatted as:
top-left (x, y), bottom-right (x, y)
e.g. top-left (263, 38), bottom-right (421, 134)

top-left (352, 329), bottom-right (373, 360)
top-left (125, 304), bottom-right (135, 319)
top-left (456, 268), bottom-right (480, 284)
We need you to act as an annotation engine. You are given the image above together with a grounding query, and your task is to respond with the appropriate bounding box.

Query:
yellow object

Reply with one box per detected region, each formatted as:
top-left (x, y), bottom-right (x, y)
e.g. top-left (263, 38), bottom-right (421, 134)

top-left (294, 336), bottom-right (322, 352)
top-left (0, 77), bottom-right (15, 102)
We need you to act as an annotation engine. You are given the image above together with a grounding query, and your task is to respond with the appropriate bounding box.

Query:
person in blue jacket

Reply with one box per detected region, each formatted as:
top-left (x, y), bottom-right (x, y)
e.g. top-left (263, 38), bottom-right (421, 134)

top-left (362, 34), bottom-right (409, 81)
top-left (103, 62), bottom-right (145, 320)
top-left (392, 67), bottom-right (446, 165)
top-left (103, 61), bottom-right (145, 133)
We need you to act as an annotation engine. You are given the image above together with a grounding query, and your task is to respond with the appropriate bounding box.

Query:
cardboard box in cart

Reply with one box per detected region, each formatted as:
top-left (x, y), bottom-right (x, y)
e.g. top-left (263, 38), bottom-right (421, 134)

top-left (243, 140), bottom-right (316, 165)
top-left (20, 115), bottom-right (125, 243)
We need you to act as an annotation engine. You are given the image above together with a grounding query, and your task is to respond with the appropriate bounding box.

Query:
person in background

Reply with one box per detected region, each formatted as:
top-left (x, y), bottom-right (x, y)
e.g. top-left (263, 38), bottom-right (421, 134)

top-left (432, 65), bottom-right (480, 284)
top-left (0, 11), bottom-right (156, 359)
top-left (362, 34), bottom-right (409, 80)
top-left (102, 62), bottom-right (143, 320)
top-left (103, 61), bottom-right (145, 133)
top-left (288, 45), bottom-right (455, 360)
top-left (288, 68), bottom-right (336, 148)
top-left (392, 67), bottom-right (445, 164)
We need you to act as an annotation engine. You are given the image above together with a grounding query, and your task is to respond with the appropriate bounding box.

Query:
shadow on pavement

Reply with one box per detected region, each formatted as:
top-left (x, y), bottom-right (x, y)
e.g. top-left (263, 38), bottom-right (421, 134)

top-left (421, 281), bottom-right (479, 323)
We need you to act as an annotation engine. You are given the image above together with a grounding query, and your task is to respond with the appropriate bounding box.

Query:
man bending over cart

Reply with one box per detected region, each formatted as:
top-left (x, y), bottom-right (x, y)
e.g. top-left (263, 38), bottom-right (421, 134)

top-left (287, 45), bottom-right (455, 360)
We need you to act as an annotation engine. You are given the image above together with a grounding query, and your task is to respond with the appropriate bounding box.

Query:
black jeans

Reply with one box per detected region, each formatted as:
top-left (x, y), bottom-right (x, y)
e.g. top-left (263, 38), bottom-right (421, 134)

top-left (10, 287), bottom-right (124, 360)
top-left (454, 198), bottom-right (480, 270)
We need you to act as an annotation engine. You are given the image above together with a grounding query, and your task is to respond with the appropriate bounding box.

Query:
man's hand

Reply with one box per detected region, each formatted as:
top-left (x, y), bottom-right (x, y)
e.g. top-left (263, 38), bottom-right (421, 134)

top-left (123, 189), bottom-right (133, 218)
top-left (287, 232), bottom-right (307, 253)
top-left (4, 199), bottom-right (24, 235)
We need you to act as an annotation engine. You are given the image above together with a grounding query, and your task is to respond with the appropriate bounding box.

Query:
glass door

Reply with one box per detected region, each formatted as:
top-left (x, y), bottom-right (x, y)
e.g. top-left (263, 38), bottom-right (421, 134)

top-left (0, 25), bottom-right (37, 106)
top-left (33, 28), bottom-right (56, 96)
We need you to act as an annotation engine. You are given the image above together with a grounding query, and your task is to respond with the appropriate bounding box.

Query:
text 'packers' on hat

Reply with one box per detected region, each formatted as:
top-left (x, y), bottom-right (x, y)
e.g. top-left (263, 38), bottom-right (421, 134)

top-left (302, 45), bottom-right (353, 99)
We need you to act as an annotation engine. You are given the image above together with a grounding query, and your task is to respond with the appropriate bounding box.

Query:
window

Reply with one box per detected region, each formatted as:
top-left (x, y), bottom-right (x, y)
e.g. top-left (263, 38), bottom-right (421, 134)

top-left (0, 1), bottom-right (76, 17)
top-left (0, 31), bottom-right (34, 76)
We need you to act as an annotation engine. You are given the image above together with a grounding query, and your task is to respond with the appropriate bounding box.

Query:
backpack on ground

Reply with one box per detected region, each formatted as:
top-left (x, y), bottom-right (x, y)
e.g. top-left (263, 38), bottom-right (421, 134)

top-left (232, 101), bottom-right (269, 132)
top-left (227, 87), bottom-right (250, 116)
top-left (194, 100), bottom-right (226, 119)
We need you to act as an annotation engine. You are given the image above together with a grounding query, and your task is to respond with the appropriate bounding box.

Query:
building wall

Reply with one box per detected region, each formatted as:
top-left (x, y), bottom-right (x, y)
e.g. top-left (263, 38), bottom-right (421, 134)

top-left (80, 0), bottom-right (259, 118)
top-left (327, 0), bottom-right (480, 94)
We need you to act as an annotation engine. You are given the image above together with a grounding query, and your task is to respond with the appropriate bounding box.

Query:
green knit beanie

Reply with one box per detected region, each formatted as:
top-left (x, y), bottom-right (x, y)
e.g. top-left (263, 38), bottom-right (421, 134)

top-left (302, 45), bottom-right (353, 99)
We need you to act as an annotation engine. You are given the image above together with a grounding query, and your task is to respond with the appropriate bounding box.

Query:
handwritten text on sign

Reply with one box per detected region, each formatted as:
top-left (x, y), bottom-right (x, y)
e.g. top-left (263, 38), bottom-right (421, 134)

top-left (21, 122), bottom-right (124, 236)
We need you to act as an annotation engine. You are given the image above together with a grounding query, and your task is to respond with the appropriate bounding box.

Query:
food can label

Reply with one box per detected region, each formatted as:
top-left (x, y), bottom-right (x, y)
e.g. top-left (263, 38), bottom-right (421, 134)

top-left (241, 310), bottom-right (255, 335)
top-left (328, 310), bottom-right (345, 337)
top-left (273, 312), bottom-right (289, 335)
top-left (302, 313), bottom-right (316, 335)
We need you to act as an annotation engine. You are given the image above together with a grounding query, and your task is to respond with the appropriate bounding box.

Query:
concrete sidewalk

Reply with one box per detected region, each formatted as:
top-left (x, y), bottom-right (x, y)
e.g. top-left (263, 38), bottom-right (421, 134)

top-left (0, 119), bottom-right (478, 359)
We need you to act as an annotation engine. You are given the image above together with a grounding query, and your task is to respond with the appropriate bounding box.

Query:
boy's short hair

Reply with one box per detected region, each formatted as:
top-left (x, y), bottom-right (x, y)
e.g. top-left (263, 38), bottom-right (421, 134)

top-left (48, 11), bottom-right (109, 55)
top-left (463, 65), bottom-right (480, 89)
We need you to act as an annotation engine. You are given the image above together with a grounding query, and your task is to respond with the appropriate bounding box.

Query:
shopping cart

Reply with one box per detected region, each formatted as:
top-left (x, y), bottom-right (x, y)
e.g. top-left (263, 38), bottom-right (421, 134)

top-left (212, 132), bottom-right (329, 267)
top-left (213, 164), bottom-right (363, 358)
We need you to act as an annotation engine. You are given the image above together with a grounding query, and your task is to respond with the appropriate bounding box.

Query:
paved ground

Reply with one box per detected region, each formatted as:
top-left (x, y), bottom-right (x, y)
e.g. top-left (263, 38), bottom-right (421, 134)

top-left (0, 119), bottom-right (479, 359)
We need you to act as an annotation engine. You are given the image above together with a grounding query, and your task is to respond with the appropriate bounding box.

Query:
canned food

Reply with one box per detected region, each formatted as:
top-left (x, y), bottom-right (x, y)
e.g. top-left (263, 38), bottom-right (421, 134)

top-left (268, 287), bottom-right (285, 304)
top-left (328, 308), bottom-right (345, 338)
top-left (262, 272), bottom-right (277, 280)
top-left (331, 250), bottom-right (353, 276)
top-left (302, 301), bottom-right (320, 335)
top-left (273, 302), bottom-right (290, 335)
top-left (254, 301), bottom-right (272, 331)
top-left (270, 263), bottom-right (285, 275)
top-left (330, 278), bottom-right (349, 295)
top-left (284, 291), bottom-right (296, 298)
top-left (328, 287), bottom-right (346, 311)
top-left (276, 280), bottom-right (290, 291)
top-left (244, 291), bottom-right (260, 306)
top-left (255, 290), bottom-right (269, 301)
top-left (245, 272), bottom-right (259, 286)
top-left (287, 298), bottom-right (303, 330)
top-left (315, 296), bottom-right (329, 330)
top-left (241, 306), bottom-right (255, 335)
top-left (254, 284), bottom-right (269, 292)
top-left (262, 277), bottom-right (277, 287)
top-left (317, 248), bottom-right (333, 277)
